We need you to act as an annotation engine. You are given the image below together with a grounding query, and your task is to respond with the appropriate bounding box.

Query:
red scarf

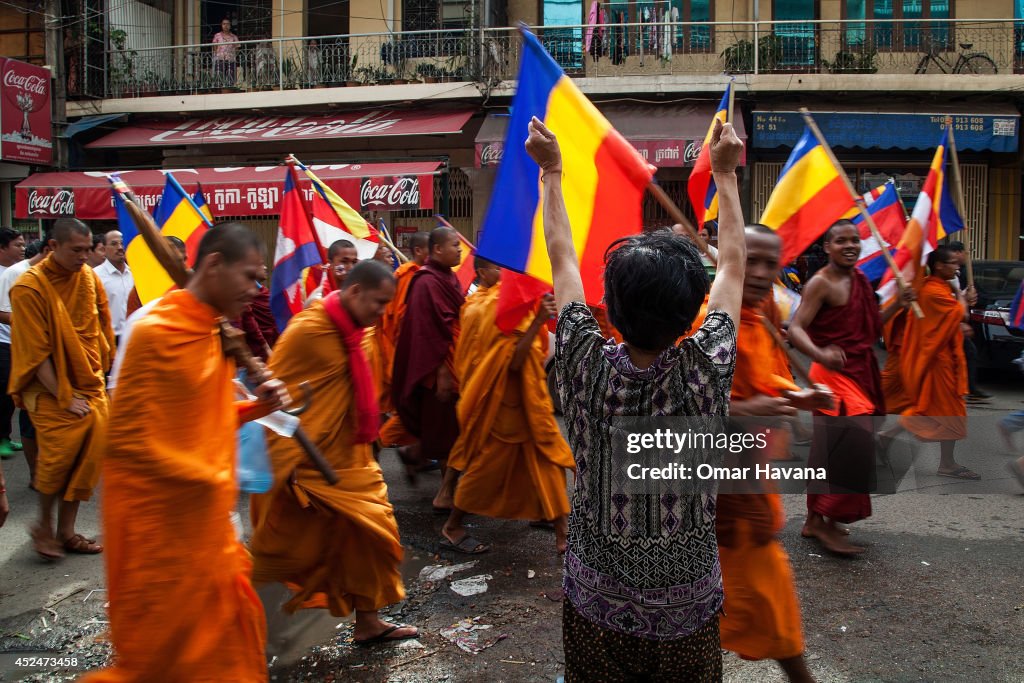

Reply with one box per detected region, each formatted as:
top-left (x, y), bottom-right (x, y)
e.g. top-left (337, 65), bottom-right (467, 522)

top-left (323, 291), bottom-right (379, 443)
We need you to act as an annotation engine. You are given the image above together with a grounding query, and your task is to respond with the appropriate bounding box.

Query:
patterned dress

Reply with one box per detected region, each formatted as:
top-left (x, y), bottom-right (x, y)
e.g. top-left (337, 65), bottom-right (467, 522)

top-left (555, 301), bottom-right (736, 677)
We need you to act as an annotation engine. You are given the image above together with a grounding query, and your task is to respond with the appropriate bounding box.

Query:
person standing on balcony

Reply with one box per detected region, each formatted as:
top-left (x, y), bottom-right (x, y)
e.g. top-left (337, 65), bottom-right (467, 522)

top-left (213, 18), bottom-right (239, 87)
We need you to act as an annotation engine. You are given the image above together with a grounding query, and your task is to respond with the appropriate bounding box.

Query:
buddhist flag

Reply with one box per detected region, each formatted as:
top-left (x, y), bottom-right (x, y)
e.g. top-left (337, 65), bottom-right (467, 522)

top-left (688, 82), bottom-right (731, 229)
top-left (877, 128), bottom-right (964, 306)
top-left (193, 183), bottom-right (214, 224)
top-left (496, 270), bottom-right (553, 333)
top-left (852, 181), bottom-right (907, 281)
top-left (476, 26), bottom-right (655, 304)
top-left (300, 163), bottom-right (379, 260)
top-left (271, 166), bottom-right (322, 331)
top-left (760, 127), bottom-right (851, 265)
top-left (121, 173), bottom-right (212, 304)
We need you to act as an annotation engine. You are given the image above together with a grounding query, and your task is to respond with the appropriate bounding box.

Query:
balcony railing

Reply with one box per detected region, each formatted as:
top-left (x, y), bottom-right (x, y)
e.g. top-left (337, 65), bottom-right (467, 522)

top-left (90, 18), bottom-right (1023, 99)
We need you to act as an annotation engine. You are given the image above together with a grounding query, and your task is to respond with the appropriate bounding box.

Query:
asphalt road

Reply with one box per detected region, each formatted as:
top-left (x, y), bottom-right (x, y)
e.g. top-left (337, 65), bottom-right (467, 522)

top-left (0, 367), bottom-right (1021, 682)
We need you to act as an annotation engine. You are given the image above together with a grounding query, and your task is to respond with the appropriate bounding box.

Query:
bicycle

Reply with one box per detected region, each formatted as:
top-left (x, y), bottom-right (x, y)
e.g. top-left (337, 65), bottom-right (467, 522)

top-left (914, 38), bottom-right (997, 74)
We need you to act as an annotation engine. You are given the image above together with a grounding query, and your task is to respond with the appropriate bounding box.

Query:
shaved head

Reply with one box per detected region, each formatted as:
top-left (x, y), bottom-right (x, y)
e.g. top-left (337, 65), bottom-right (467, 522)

top-left (52, 218), bottom-right (91, 243)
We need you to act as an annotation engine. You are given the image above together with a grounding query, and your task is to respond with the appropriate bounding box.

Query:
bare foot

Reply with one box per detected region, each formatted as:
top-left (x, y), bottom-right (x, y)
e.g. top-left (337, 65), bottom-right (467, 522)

top-left (554, 517), bottom-right (568, 555)
top-left (998, 423), bottom-right (1016, 454)
top-left (31, 523), bottom-right (64, 561)
top-left (803, 516), bottom-right (864, 556)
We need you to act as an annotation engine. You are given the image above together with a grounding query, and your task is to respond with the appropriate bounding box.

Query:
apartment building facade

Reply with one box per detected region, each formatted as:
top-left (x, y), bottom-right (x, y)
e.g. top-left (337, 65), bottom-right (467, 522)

top-left (4, 0), bottom-right (1023, 259)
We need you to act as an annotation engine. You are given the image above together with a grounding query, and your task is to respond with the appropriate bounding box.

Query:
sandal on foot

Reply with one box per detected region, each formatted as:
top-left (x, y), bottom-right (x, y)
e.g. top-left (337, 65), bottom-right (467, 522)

top-left (353, 624), bottom-right (420, 647)
top-left (529, 520), bottom-right (555, 530)
top-left (937, 466), bottom-right (981, 481)
top-left (439, 533), bottom-right (490, 555)
top-left (31, 524), bottom-right (64, 562)
top-left (62, 534), bottom-right (103, 554)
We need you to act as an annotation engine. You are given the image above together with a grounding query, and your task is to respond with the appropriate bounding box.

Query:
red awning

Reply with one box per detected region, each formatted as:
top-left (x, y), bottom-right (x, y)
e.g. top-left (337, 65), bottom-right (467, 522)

top-left (87, 108), bottom-right (474, 148)
top-left (15, 162), bottom-right (442, 220)
top-left (474, 103), bottom-right (748, 168)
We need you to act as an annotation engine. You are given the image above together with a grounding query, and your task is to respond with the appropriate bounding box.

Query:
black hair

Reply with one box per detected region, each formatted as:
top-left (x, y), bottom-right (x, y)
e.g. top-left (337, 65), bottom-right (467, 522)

top-left (91, 233), bottom-right (104, 249)
top-left (409, 232), bottom-right (430, 251)
top-left (823, 219), bottom-right (857, 243)
top-left (746, 223), bottom-right (779, 237)
top-left (166, 236), bottom-right (186, 251)
top-left (342, 260), bottom-right (395, 290)
top-left (24, 240), bottom-right (42, 259)
top-left (429, 226), bottom-right (457, 252)
top-left (927, 245), bottom-right (955, 272)
top-left (474, 255), bottom-right (496, 272)
top-left (327, 239), bottom-right (355, 258)
top-left (0, 227), bottom-right (21, 248)
top-left (604, 231), bottom-right (709, 351)
top-left (947, 240), bottom-right (965, 252)
top-left (194, 221), bottom-right (261, 267)
top-left (52, 218), bottom-right (90, 243)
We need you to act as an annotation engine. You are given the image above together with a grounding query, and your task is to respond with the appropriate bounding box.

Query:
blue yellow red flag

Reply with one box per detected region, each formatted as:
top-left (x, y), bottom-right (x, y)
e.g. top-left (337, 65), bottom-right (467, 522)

top-left (687, 82), bottom-right (731, 229)
top-left (476, 26), bottom-right (655, 304)
top-left (759, 126), bottom-right (851, 265)
top-left (119, 173), bottom-right (211, 304)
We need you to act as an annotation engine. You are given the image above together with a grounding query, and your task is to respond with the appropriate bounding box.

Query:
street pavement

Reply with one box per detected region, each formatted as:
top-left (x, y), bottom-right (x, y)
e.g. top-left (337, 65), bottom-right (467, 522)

top-left (0, 367), bottom-right (1021, 682)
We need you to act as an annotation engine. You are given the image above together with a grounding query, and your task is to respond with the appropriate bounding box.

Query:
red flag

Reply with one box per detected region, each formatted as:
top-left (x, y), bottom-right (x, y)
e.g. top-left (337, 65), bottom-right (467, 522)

top-left (496, 271), bottom-right (552, 333)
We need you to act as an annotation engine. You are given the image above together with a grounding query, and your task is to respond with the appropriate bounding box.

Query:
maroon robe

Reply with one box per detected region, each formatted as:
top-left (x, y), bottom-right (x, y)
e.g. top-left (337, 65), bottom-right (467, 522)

top-left (805, 268), bottom-right (881, 523)
top-left (391, 259), bottom-right (465, 461)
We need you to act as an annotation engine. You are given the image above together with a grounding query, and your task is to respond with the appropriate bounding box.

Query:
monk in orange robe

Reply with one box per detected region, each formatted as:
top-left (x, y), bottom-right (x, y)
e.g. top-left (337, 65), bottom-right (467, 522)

top-left (436, 263), bottom-right (574, 554)
top-left (789, 220), bottom-right (911, 556)
top-left (251, 260), bottom-right (420, 646)
top-left (9, 218), bottom-right (113, 561)
top-left (81, 223), bottom-right (289, 682)
top-left (899, 246), bottom-right (974, 479)
top-left (720, 227), bottom-right (830, 683)
top-left (377, 232), bottom-right (429, 448)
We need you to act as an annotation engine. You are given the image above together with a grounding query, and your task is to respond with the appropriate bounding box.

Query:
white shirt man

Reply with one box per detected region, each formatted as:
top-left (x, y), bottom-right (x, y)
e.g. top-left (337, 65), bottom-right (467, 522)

top-left (94, 231), bottom-right (134, 339)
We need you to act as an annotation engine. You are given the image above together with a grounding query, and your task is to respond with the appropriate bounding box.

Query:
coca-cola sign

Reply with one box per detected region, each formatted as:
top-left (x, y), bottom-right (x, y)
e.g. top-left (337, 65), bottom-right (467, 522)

top-left (1, 58), bottom-right (52, 165)
top-left (25, 188), bottom-right (74, 216)
top-left (360, 176), bottom-right (420, 211)
top-left (475, 141), bottom-right (504, 167)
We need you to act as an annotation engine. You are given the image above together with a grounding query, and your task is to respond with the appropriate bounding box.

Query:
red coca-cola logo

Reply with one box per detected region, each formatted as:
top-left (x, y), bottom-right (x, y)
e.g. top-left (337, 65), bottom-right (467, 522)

top-left (3, 70), bottom-right (47, 96)
top-left (360, 176), bottom-right (420, 209)
top-left (26, 188), bottom-right (74, 216)
top-left (480, 143), bottom-right (503, 166)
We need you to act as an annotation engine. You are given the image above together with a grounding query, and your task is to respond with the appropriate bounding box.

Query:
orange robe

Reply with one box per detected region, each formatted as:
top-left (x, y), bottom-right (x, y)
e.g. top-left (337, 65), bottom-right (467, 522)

top-left (881, 309), bottom-right (912, 414)
top-left (448, 282), bottom-right (574, 520)
top-left (81, 289), bottom-right (267, 683)
top-left (718, 302), bottom-right (804, 662)
top-left (9, 255), bottom-right (113, 500)
top-left (899, 276), bottom-right (968, 441)
top-left (250, 302), bottom-right (404, 616)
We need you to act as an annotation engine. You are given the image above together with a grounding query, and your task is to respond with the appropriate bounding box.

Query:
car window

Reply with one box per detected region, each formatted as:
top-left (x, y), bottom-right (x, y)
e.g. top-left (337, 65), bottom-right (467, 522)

top-left (974, 263), bottom-right (1024, 299)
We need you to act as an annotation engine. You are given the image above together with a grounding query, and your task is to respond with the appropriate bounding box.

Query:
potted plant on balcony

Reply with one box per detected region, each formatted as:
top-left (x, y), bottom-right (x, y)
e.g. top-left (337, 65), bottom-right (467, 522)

top-left (416, 62), bottom-right (441, 83)
top-left (344, 55), bottom-right (360, 86)
top-left (823, 47), bottom-right (878, 74)
top-left (721, 34), bottom-right (783, 73)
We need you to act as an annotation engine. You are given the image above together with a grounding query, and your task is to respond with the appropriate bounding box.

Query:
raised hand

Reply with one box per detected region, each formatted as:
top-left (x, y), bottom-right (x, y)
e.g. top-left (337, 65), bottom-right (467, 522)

top-left (709, 120), bottom-right (744, 175)
top-left (525, 117), bottom-right (562, 175)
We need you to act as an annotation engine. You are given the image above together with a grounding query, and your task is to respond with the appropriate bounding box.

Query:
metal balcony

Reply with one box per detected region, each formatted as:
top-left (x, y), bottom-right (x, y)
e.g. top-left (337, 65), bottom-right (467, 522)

top-left (81, 18), bottom-right (1024, 100)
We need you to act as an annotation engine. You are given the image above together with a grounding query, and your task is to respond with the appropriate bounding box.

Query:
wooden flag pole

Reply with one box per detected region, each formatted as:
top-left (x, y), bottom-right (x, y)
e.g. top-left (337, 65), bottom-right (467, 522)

top-left (109, 175), bottom-right (340, 486)
top-left (944, 117), bottom-right (975, 289)
top-left (434, 214), bottom-right (478, 251)
top-left (798, 108), bottom-right (923, 319)
top-left (648, 181), bottom-right (714, 260)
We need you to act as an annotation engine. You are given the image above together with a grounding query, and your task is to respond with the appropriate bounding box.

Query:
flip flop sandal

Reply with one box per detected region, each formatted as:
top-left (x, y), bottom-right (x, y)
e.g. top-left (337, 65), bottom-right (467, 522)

top-left (62, 534), bottom-right (103, 554)
top-left (439, 534), bottom-right (490, 555)
top-left (353, 624), bottom-right (420, 647)
top-left (937, 466), bottom-right (981, 481)
top-left (529, 520), bottom-right (555, 530)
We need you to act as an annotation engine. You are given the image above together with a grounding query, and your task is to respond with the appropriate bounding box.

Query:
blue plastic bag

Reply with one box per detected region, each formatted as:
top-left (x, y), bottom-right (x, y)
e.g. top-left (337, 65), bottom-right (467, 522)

top-left (237, 419), bottom-right (272, 493)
